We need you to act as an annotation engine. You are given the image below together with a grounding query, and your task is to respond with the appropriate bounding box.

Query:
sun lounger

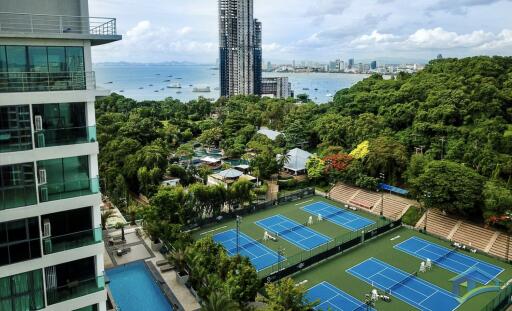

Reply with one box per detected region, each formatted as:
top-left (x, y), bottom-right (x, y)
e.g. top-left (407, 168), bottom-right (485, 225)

top-left (156, 260), bottom-right (169, 267)
top-left (159, 264), bottom-right (175, 273)
top-left (116, 247), bottom-right (131, 257)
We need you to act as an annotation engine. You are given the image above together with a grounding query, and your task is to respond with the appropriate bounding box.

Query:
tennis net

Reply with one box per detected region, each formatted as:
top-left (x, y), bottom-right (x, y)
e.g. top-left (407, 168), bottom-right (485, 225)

top-left (388, 270), bottom-right (417, 293)
top-left (433, 248), bottom-right (458, 264)
top-left (323, 208), bottom-right (347, 220)
top-left (227, 239), bottom-right (262, 254)
top-left (277, 224), bottom-right (305, 237)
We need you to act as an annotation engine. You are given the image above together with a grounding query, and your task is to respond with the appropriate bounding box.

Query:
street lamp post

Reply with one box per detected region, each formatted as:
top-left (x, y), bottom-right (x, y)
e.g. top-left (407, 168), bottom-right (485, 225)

top-left (379, 173), bottom-right (385, 216)
top-left (236, 215), bottom-right (242, 255)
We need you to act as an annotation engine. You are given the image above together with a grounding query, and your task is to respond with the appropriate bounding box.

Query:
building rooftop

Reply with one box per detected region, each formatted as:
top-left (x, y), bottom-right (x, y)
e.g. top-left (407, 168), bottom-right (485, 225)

top-left (283, 148), bottom-right (312, 172)
top-left (0, 12), bottom-right (122, 45)
top-left (257, 127), bottom-right (283, 141)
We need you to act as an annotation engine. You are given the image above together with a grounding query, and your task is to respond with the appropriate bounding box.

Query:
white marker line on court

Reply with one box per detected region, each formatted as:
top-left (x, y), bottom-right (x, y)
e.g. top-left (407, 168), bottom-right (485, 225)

top-left (201, 225), bottom-right (227, 235)
top-left (296, 199), bottom-right (314, 205)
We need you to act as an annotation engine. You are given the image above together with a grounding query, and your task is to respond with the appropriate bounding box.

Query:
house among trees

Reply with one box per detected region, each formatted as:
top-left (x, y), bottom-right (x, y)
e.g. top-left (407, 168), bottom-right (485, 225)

top-left (257, 127), bottom-right (284, 141)
top-left (207, 168), bottom-right (257, 188)
top-left (283, 148), bottom-right (312, 175)
top-left (199, 156), bottom-right (222, 169)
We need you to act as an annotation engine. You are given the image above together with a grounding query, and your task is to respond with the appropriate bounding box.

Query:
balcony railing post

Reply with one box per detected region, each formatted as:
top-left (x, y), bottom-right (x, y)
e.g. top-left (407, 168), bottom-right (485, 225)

top-left (59, 16), bottom-right (63, 33)
top-left (29, 15), bottom-right (33, 32)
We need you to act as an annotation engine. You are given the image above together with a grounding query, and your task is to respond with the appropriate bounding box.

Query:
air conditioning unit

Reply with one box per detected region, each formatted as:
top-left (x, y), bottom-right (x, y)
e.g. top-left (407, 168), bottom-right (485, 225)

top-left (42, 219), bottom-right (51, 238)
top-left (40, 185), bottom-right (48, 202)
top-left (38, 169), bottom-right (47, 185)
top-left (34, 115), bottom-right (43, 131)
top-left (37, 132), bottom-right (45, 148)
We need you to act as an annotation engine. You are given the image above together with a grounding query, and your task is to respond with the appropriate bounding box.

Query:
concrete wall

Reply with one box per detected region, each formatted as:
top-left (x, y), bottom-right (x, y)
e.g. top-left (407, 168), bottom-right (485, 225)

top-left (0, 0), bottom-right (87, 16)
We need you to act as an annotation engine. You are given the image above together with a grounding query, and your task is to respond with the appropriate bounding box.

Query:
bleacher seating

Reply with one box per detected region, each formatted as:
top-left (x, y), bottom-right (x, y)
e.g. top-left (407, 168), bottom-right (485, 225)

top-left (328, 183), bottom-right (359, 204)
top-left (452, 222), bottom-right (495, 251)
top-left (329, 183), bottom-right (412, 220)
top-left (350, 191), bottom-right (380, 209)
top-left (422, 209), bottom-right (458, 238)
top-left (489, 233), bottom-right (512, 261)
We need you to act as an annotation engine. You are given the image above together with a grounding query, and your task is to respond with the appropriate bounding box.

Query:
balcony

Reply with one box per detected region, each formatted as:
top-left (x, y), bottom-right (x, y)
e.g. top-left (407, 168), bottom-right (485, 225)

top-left (35, 126), bottom-right (96, 148)
top-left (0, 128), bottom-right (33, 153)
top-left (46, 275), bottom-right (105, 305)
top-left (0, 12), bottom-right (121, 45)
top-left (0, 71), bottom-right (96, 93)
top-left (0, 184), bottom-right (37, 211)
top-left (39, 177), bottom-right (100, 202)
top-left (43, 227), bottom-right (102, 255)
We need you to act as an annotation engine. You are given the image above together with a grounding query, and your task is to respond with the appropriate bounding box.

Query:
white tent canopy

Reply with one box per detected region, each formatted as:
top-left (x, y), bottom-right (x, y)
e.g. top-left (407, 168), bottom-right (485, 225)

top-left (257, 127), bottom-right (284, 141)
top-left (283, 148), bottom-right (312, 173)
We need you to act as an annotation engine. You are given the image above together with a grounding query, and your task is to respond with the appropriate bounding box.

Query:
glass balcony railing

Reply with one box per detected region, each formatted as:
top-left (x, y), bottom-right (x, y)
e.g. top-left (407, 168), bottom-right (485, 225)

top-left (46, 275), bottom-right (105, 306)
top-left (0, 184), bottom-right (38, 210)
top-left (0, 71), bottom-right (96, 93)
top-left (42, 227), bottom-right (102, 255)
top-left (0, 128), bottom-right (33, 153)
top-left (0, 12), bottom-right (117, 36)
top-left (34, 126), bottom-right (97, 148)
top-left (39, 178), bottom-right (100, 202)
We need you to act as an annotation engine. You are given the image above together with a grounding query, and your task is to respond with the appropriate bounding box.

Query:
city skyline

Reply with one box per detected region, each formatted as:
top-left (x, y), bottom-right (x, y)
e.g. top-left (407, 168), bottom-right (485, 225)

top-left (89, 0), bottom-right (512, 63)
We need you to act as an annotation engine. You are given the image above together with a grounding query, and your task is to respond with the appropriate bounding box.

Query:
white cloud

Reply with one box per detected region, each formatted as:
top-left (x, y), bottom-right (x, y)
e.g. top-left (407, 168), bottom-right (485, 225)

top-left (177, 26), bottom-right (192, 36)
top-left (406, 27), bottom-right (494, 49)
top-left (350, 30), bottom-right (398, 48)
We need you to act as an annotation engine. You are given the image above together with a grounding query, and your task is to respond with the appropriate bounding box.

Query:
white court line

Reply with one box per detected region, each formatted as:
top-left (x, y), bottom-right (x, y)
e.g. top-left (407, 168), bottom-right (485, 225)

top-left (201, 225), bottom-right (227, 235)
top-left (295, 199), bottom-right (314, 205)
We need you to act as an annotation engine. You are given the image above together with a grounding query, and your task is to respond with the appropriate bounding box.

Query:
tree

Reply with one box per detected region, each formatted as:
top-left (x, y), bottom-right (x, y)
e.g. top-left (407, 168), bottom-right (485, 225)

top-left (410, 160), bottom-right (485, 216)
top-left (305, 155), bottom-right (325, 179)
top-left (222, 255), bottom-right (259, 306)
top-left (483, 180), bottom-right (512, 223)
top-left (200, 291), bottom-right (239, 311)
top-left (228, 180), bottom-right (254, 211)
top-left (101, 210), bottom-right (115, 230)
top-left (199, 127), bottom-right (223, 147)
top-left (323, 154), bottom-right (353, 172)
top-left (260, 277), bottom-right (317, 311)
top-left (364, 136), bottom-right (408, 182)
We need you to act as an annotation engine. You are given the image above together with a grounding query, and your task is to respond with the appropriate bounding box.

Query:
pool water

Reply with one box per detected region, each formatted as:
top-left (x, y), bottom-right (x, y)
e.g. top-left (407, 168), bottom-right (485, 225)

top-left (106, 261), bottom-right (173, 311)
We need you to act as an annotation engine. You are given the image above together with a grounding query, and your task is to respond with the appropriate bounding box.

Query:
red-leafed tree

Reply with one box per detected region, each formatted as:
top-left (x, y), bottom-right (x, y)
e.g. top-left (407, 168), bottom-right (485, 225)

top-left (323, 154), bottom-right (353, 172)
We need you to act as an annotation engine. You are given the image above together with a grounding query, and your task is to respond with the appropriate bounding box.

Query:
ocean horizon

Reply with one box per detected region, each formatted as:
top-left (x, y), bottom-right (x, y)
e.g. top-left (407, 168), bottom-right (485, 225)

top-left (93, 63), bottom-right (369, 103)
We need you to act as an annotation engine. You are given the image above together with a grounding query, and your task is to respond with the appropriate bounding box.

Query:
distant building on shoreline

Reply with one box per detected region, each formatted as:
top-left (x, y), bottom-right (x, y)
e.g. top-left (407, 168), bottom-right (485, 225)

top-left (261, 77), bottom-right (292, 99)
top-left (219, 0), bottom-right (262, 97)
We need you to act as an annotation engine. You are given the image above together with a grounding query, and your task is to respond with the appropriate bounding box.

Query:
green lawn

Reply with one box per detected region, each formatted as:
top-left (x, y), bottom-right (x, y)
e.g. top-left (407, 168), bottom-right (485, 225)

top-left (192, 196), bottom-right (383, 274)
top-left (293, 227), bottom-right (512, 311)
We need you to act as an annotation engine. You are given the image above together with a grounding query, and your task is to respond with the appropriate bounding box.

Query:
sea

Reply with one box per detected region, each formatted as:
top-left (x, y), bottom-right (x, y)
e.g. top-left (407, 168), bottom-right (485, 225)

top-left (93, 63), bottom-right (368, 104)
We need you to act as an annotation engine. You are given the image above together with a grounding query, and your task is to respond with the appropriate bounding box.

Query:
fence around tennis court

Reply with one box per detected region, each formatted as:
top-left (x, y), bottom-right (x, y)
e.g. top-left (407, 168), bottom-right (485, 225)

top-left (259, 217), bottom-right (402, 281)
top-left (481, 283), bottom-right (512, 311)
top-left (189, 187), bottom-right (316, 229)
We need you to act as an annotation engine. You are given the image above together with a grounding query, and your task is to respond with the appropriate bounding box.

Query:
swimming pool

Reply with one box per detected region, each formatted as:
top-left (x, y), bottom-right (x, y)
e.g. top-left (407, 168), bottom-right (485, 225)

top-left (106, 261), bottom-right (173, 311)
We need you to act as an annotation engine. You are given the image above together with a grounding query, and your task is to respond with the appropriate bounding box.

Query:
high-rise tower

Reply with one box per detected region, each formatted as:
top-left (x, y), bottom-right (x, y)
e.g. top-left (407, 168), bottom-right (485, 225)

top-left (219, 0), bottom-right (262, 97)
top-left (0, 1), bottom-right (121, 310)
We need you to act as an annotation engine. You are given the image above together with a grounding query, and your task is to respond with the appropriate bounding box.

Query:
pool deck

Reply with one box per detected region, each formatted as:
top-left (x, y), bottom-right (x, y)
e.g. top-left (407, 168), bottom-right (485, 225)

top-left (104, 226), bottom-right (201, 311)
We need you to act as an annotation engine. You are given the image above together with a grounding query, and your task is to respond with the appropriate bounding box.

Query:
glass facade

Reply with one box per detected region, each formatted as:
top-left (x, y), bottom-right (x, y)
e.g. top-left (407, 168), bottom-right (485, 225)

top-left (0, 45), bottom-right (85, 92)
top-left (0, 105), bottom-right (32, 153)
top-left (0, 163), bottom-right (37, 210)
top-left (0, 269), bottom-right (44, 311)
top-left (0, 218), bottom-right (41, 267)
top-left (32, 102), bottom-right (96, 148)
top-left (37, 156), bottom-right (98, 202)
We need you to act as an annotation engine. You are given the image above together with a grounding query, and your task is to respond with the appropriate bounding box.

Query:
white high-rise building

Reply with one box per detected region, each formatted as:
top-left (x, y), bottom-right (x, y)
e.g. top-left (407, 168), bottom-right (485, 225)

top-left (0, 1), bottom-right (121, 311)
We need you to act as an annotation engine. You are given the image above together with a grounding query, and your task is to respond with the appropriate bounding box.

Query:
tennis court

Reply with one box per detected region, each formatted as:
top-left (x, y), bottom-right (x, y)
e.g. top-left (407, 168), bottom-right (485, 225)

top-left (306, 281), bottom-right (373, 311)
top-left (302, 201), bottom-right (375, 231)
top-left (213, 229), bottom-right (284, 271)
top-left (395, 237), bottom-right (504, 284)
top-left (255, 214), bottom-right (332, 250)
top-left (347, 257), bottom-right (460, 311)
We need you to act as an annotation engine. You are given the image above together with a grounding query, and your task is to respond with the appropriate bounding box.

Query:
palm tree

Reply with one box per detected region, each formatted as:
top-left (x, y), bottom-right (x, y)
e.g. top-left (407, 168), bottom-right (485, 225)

top-left (200, 291), bottom-right (239, 311)
top-left (167, 249), bottom-right (187, 275)
top-left (101, 210), bottom-right (115, 230)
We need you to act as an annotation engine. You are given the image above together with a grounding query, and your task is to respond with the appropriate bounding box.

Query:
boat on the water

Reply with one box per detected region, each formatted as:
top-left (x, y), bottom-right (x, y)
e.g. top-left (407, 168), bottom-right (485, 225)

top-left (168, 82), bottom-right (182, 88)
top-left (193, 86), bottom-right (211, 93)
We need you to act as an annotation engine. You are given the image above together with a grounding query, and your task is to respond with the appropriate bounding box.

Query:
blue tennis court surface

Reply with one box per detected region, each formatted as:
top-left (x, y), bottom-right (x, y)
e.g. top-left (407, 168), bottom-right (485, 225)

top-left (213, 229), bottom-right (283, 271)
top-left (395, 237), bottom-right (503, 285)
top-left (347, 258), bottom-right (460, 311)
top-left (255, 215), bottom-right (331, 250)
top-left (306, 281), bottom-right (373, 311)
top-left (302, 201), bottom-right (375, 231)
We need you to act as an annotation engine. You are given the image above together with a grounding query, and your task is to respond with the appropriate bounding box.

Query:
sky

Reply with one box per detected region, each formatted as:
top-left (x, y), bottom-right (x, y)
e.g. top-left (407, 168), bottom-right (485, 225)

top-left (89, 0), bottom-right (512, 64)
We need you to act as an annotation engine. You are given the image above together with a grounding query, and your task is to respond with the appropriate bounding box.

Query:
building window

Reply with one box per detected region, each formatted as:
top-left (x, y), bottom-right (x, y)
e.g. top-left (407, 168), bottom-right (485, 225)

top-left (0, 45), bottom-right (85, 92)
top-left (0, 218), bottom-right (41, 267)
top-left (0, 269), bottom-right (45, 311)
top-left (0, 163), bottom-right (37, 210)
top-left (0, 105), bottom-right (32, 153)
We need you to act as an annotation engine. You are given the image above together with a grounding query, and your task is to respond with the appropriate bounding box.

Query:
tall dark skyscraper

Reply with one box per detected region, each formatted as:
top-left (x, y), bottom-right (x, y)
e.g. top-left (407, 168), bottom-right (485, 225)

top-left (219, 0), bottom-right (262, 97)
